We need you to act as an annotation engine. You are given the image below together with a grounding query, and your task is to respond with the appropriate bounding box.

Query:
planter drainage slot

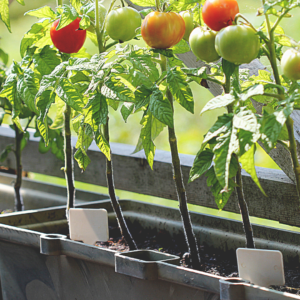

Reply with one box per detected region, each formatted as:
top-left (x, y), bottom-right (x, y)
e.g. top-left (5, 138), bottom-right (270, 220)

top-left (40, 234), bottom-right (67, 256)
top-left (115, 250), bottom-right (180, 280)
top-left (237, 248), bottom-right (285, 287)
top-left (69, 208), bottom-right (109, 245)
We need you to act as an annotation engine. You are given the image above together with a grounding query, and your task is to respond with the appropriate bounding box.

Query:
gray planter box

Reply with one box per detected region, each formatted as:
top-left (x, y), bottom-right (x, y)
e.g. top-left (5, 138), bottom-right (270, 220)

top-left (0, 198), bottom-right (298, 300)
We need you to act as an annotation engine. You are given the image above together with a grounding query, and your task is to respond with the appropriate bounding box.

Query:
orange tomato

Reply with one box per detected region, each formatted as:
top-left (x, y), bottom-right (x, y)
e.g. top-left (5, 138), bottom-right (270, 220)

top-left (141, 12), bottom-right (185, 49)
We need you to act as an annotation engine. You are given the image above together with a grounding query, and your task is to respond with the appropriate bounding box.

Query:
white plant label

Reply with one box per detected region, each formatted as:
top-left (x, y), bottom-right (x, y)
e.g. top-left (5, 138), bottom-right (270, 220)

top-left (236, 248), bottom-right (285, 287)
top-left (69, 208), bottom-right (109, 245)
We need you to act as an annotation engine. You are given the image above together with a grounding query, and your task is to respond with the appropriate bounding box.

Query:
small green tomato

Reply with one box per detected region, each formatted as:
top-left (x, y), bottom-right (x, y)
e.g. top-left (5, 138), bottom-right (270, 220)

top-left (189, 27), bottom-right (220, 63)
top-left (281, 48), bottom-right (300, 81)
top-left (179, 11), bottom-right (194, 41)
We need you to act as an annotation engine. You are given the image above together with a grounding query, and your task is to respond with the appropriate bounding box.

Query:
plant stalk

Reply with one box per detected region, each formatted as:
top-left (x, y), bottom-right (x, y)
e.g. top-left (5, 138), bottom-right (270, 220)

top-left (64, 104), bottom-right (75, 219)
top-left (13, 124), bottom-right (24, 212)
top-left (95, 3), bottom-right (137, 250)
top-left (160, 54), bottom-right (201, 269)
top-left (263, 10), bottom-right (300, 199)
top-left (103, 119), bottom-right (137, 250)
top-left (56, 0), bottom-right (63, 6)
top-left (224, 72), bottom-right (255, 249)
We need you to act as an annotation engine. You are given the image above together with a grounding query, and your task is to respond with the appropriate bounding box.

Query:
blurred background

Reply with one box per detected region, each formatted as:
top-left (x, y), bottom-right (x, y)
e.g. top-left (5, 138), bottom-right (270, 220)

top-left (3, 0), bottom-right (300, 171)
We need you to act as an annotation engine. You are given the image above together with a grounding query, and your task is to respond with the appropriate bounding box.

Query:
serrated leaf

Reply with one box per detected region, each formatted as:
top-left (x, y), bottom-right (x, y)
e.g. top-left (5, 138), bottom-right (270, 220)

top-left (0, 0), bottom-right (11, 32)
top-left (56, 5), bottom-right (78, 30)
top-left (76, 124), bottom-right (93, 155)
top-left (33, 46), bottom-right (61, 75)
top-left (171, 39), bottom-right (190, 54)
top-left (201, 94), bottom-right (235, 114)
top-left (129, 0), bottom-right (156, 7)
top-left (20, 19), bottom-right (51, 58)
top-left (50, 97), bottom-right (65, 129)
top-left (240, 84), bottom-right (264, 101)
top-left (36, 90), bottom-right (56, 121)
top-left (74, 148), bottom-right (91, 171)
top-left (105, 76), bottom-right (135, 103)
top-left (167, 67), bottom-right (194, 113)
top-left (56, 78), bottom-right (84, 111)
top-left (222, 59), bottom-right (236, 78)
top-left (70, 0), bottom-right (81, 13)
top-left (95, 130), bottom-right (110, 160)
top-left (25, 6), bottom-right (56, 19)
top-left (37, 117), bottom-right (49, 145)
top-left (121, 102), bottom-right (134, 122)
top-left (167, 0), bottom-right (199, 12)
top-left (240, 144), bottom-right (266, 196)
top-left (17, 69), bottom-right (39, 114)
top-left (84, 93), bottom-right (108, 131)
top-left (149, 88), bottom-right (173, 127)
top-left (189, 148), bottom-right (213, 183)
top-left (134, 85), bottom-right (152, 111)
top-left (0, 48), bottom-right (8, 65)
top-left (79, 14), bottom-right (90, 30)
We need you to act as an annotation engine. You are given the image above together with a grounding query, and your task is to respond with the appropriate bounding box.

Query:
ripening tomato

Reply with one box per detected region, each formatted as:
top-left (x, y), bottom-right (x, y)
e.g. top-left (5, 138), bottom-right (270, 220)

top-left (179, 11), bottom-right (194, 41)
top-left (281, 49), bottom-right (300, 81)
top-left (189, 27), bottom-right (220, 63)
top-left (202, 0), bottom-right (239, 32)
top-left (215, 25), bottom-right (260, 65)
top-left (50, 18), bottom-right (86, 54)
top-left (105, 7), bottom-right (141, 42)
top-left (141, 11), bottom-right (185, 49)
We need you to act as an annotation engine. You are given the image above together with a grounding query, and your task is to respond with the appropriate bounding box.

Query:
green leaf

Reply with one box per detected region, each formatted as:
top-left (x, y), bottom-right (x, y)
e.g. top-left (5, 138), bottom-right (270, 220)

top-left (84, 93), bottom-right (108, 131)
top-left (240, 144), bottom-right (266, 196)
top-left (0, 0), bottom-right (11, 32)
top-left (79, 14), bottom-right (90, 30)
top-left (56, 5), bottom-right (78, 30)
top-left (240, 84), bottom-right (264, 101)
top-left (20, 131), bottom-right (30, 151)
top-left (167, 67), bottom-right (194, 113)
top-left (70, 0), bottom-right (82, 14)
top-left (16, 0), bottom-right (25, 5)
top-left (260, 104), bottom-right (293, 152)
top-left (129, 0), bottom-right (156, 7)
top-left (167, 0), bottom-right (199, 12)
top-left (33, 46), bottom-right (61, 75)
top-left (0, 48), bottom-right (8, 65)
top-left (201, 94), bottom-right (235, 114)
top-left (222, 59), bottom-right (237, 78)
top-left (189, 148), bottom-right (213, 183)
top-left (50, 97), bottom-right (65, 129)
top-left (121, 102), bottom-right (134, 122)
top-left (20, 19), bottom-right (51, 58)
top-left (76, 124), bottom-right (93, 155)
top-left (25, 6), bottom-right (56, 19)
top-left (95, 130), bottom-right (110, 160)
top-left (105, 76), bottom-right (135, 103)
top-left (171, 39), bottom-right (190, 54)
top-left (74, 148), bottom-right (91, 171)
top-left (139, 111), bottom-right (156, 169)
top-left (36, 90), bottom-right (56, 122)
top-left (134, 85), bottom-right (151, 111)
top-left (0, 144), bottom-right (13, 162)
top-left (17, 69), bottom-right (39, 114)
top-left (149, 88), bottom-right (173, 127)
top-left (37, 117), bottom-right (49, 145)
top-left (56, 78), bottom-right (84, 111)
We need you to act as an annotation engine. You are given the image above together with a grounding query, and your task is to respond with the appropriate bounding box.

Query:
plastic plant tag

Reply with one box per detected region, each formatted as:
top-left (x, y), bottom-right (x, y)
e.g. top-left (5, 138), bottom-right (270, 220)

top-left (69, 208), bottom-right (109, 245)
top-left (236, 248), bottom-right (285, 287)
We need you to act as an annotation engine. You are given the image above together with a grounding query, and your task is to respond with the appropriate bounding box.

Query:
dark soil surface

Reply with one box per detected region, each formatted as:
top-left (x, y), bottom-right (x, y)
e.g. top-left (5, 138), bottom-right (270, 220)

top-left (96, 226), bottom-right (300, 296)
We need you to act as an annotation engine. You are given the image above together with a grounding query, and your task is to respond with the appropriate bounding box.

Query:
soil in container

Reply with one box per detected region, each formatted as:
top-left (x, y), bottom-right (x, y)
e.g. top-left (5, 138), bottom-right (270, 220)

top-left (96, 225), bottom-right (300, 295)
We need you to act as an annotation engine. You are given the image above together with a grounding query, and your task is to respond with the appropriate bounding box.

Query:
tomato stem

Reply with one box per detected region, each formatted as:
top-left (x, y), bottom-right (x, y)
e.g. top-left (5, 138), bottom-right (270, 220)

top-left (56, 0), bottom-right (63, 6)
top-left (224, 71), bottom-right (255, 249)
top-left (263, 7), bottom-right (300, 199)
top-left (95, 0), bottom-right (106, 53)
top-left (155, 0), bottom-right (161, 12)
top-left (64, 103), bottom-right (75, 220)
top-left (160, 54), bottom-right (201, 270)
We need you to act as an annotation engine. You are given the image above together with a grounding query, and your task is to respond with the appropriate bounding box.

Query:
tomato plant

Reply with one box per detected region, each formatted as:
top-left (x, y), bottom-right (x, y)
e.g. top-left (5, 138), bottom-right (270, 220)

top-left (50, 17), bottom-right (86, 53)
top-left (215, 25), bottom-right (260, 65)
top-left (141, 12), bottom-right (185, 49)
top-left (189, 27), bottom-right (220, 63)
top-left (281, 49), bottom-right (300, 81)
top-left (105, 7), bottom-right (141, 42)
top-left (179, 11), bottom-right (194, 41)
top-left (202, 0), bottom-right (239, 31)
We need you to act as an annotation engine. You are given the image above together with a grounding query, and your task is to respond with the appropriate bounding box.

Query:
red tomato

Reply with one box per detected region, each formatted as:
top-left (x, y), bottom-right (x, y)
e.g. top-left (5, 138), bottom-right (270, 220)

top-left (202, 0), bottom-right (239, 32)
top-left (141, 12), bottom-right (185, 49)
top-left (50, 18), bottom-right (86, 54)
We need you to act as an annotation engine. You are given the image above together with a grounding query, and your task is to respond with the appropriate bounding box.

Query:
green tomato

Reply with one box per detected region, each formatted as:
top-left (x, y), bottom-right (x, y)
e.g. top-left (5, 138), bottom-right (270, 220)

top-left (179, 11), bottom-right (194, 41)
top-left (189, 27), bottom-right (220, 63)
top-left (215, 25), bottom-right (260, 65)
top-left (105, 7), bottom-right (141, 42)
top-left (281, 48), bottom-right (300, 81)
